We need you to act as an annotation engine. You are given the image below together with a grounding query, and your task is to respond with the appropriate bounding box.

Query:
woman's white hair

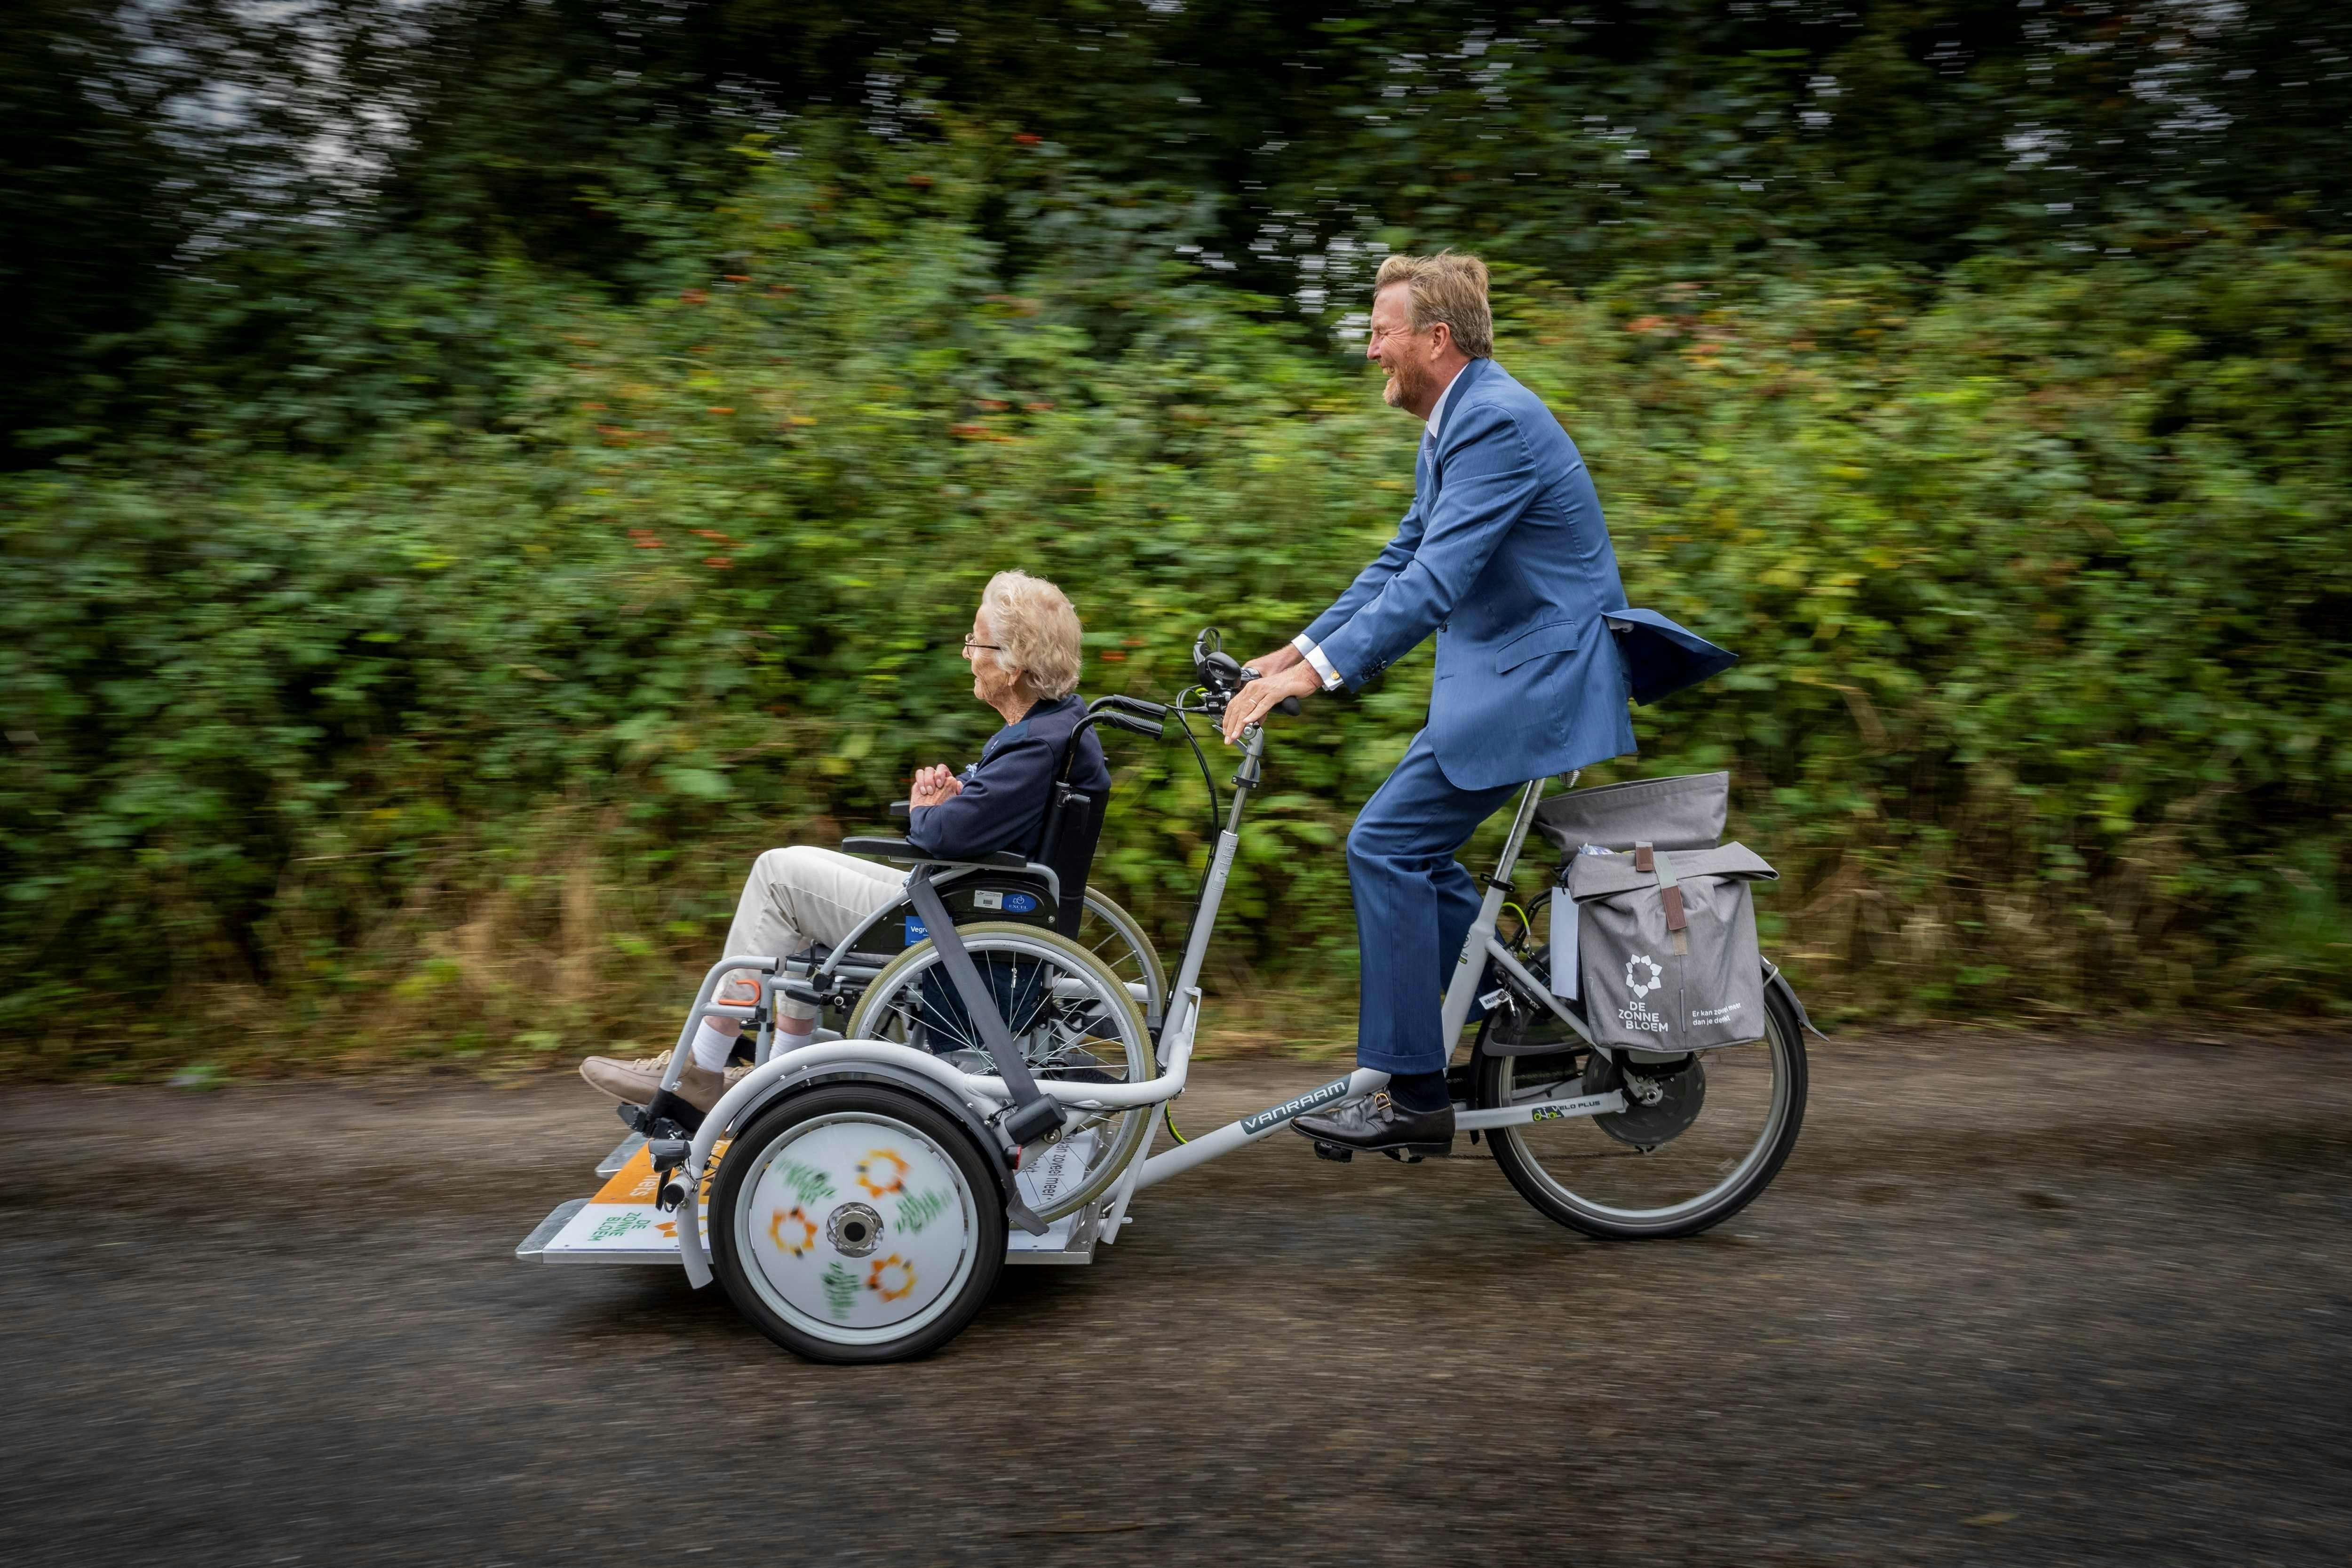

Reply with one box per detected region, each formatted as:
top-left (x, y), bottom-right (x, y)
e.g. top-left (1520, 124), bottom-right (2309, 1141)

top-left (979, 570), bottom-right (1083, 700)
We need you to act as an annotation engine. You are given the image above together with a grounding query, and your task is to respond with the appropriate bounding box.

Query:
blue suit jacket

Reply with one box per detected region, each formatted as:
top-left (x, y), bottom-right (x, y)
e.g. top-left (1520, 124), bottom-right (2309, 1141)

top-left (1308, 357), bottom-right (1677, 791)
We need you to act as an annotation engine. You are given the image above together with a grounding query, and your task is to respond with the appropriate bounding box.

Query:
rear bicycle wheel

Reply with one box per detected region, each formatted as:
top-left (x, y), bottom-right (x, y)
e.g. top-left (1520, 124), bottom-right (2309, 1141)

top-left (1475, 915), bottom-right (1807, 1239)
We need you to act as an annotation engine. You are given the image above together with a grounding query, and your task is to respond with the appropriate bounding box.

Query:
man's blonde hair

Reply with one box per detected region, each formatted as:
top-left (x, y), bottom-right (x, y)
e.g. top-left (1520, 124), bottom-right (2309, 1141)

top-left (980, 570), bottom-right (1084, 700)
top-left (1374, 251), bottom-right (1493, 358)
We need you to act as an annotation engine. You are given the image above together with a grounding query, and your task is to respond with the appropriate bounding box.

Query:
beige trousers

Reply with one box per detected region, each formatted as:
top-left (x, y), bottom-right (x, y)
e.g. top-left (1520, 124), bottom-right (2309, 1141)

top-left (722, 846), bottom-right (909, 1021)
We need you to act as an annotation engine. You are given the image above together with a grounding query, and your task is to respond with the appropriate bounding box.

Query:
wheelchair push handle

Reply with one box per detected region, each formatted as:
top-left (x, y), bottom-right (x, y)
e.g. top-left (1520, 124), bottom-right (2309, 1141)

top-left (1092, 710), bottom-right (1167, 739)
top-left (1083, 695), bottom-right (1171, 740)
top-left (1089, 693), bottom-right (1172, 732)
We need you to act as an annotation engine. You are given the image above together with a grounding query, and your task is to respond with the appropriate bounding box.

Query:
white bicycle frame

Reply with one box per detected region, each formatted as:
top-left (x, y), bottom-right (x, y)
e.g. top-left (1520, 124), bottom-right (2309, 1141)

top-left (659, 723), bottom-right (1625, 1287)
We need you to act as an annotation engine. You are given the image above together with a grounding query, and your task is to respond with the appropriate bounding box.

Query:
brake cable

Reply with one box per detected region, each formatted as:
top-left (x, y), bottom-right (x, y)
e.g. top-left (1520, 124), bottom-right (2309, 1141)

top-left (1169, 686), bottom-right (1221, 836)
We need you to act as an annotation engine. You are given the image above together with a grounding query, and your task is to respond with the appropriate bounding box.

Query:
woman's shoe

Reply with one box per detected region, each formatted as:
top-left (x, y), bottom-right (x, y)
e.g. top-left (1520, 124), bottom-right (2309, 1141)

top-left (578, 1048), bottom-right (729, 1114)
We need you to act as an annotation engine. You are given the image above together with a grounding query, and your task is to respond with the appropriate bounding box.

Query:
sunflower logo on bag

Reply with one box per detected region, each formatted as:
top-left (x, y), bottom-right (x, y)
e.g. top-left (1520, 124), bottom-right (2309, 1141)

top-left (1625, 954), bottom-right (1664, 999)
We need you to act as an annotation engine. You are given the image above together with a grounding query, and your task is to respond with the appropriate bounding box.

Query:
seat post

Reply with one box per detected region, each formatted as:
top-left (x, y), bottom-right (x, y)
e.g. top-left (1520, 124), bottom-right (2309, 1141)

top-left (1438, 778), bottom-right (1548, 1046)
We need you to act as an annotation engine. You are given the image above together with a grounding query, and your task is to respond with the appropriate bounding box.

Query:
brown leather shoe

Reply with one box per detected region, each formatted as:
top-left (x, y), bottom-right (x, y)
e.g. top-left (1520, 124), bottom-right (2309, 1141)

top-left (578, 1049), bottom-right (729, 1114)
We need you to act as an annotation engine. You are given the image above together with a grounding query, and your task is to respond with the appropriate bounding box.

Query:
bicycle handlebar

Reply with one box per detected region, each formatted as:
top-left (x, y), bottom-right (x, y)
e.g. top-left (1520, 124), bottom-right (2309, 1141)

top-left (1188, 626), bottom-right (1300, 718)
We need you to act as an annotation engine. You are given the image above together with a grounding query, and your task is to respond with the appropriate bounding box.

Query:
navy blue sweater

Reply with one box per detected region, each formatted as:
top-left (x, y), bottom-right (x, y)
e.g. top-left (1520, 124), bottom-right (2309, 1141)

top-left (906, 694), bottom-right (1109, 861)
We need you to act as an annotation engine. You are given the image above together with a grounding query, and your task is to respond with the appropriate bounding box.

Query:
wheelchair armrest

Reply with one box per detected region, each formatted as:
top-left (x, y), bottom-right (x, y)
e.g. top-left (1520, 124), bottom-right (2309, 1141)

top-left (840, 836), bottom-right (1030, 870)
top-left (888, 801), bottom-right (911, 820)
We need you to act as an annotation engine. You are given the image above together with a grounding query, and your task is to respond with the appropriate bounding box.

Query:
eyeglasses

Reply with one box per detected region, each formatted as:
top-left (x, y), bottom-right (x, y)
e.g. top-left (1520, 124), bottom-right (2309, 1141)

top-left (961, 637), bottom-right (1005, 653)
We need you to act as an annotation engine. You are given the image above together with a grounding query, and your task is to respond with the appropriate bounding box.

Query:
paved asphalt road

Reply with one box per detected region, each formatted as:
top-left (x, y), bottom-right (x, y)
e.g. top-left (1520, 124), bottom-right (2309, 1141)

top-left (4, 1033), bottom-right (2349, 1567)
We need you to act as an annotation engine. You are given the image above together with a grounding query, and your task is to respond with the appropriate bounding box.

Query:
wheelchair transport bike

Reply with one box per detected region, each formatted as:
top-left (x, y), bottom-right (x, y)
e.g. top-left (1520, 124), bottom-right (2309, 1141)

top-left (518, 628), bottom-right (1823, 1362)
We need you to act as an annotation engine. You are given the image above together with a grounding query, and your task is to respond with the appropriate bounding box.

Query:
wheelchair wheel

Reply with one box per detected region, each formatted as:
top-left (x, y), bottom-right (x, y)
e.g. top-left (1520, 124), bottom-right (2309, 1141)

top-left (844, 922), bottom-right (1153, 1221)
top-left (1475, 972), bottom-right (1807, 1240)
top-left (710, 1083), bottom-right (1004, 1363)
top-left (1075, 888), bottom-right (1168, 1030)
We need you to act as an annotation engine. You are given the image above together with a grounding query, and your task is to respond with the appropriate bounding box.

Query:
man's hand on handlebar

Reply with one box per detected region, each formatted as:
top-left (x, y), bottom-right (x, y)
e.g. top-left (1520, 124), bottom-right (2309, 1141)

top-left (1219, 658), bottom-right (1321, 744)
top-left (1246, 644), bottom-right (1305, 679)
top-left (909, 764), bottom-right (963, 811)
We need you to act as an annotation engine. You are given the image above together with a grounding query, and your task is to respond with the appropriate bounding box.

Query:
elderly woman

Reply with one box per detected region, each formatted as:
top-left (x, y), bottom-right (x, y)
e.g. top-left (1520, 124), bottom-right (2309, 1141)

top-left (578, 570), bottom-right (1108, 1112)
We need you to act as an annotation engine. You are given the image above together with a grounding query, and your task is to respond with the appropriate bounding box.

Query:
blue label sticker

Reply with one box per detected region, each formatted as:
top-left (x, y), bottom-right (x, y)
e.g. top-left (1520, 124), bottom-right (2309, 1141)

top-left (1002, 892), bottom-right (1038, 914)
top-left (904, 916), bottom-right (928, 946)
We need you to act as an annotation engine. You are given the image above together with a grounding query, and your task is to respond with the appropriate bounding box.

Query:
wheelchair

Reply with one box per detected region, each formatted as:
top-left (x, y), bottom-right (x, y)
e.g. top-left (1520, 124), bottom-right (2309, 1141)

top-left (739, 693), bottom-right (1177, 1224)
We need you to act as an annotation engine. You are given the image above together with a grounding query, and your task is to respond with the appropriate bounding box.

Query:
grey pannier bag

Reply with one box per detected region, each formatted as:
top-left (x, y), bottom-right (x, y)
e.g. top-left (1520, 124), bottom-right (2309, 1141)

top-left (1534, 772), bottom-right (1729, 1003)
top-left (1533, 771), bottom-right (1728, 855)
top-left (1569, 841), bottom-right (1777, 1051)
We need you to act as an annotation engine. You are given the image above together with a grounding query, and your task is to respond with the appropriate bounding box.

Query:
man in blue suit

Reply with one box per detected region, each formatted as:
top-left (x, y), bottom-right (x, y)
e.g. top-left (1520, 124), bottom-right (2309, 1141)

top-left (1220, 252), bottom-right (1656, 1154)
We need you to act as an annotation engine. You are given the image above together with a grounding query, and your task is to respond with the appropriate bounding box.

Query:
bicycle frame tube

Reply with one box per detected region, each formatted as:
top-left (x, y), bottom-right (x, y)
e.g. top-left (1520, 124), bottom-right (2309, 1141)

top-left (1155, 726), bottom-right (1263, 1056)
top-left (1436, 779), bottom-right (1547, 1048)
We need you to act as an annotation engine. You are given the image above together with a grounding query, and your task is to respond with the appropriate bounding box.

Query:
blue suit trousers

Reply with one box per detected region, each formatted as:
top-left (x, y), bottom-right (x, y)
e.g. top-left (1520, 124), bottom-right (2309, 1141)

top-left (1346, 728), bottom-right (1522, 1075)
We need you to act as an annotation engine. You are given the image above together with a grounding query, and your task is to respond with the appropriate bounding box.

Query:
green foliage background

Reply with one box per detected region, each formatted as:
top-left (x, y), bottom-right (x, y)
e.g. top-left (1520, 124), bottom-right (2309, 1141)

top-left (3, 3), bottom-right (2348, 1074)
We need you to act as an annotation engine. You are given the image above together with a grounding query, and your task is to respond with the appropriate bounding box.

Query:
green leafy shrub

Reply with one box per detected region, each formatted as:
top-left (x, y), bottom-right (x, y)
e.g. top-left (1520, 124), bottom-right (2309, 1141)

top-left (3, 133), bottom-right (2346, 1075)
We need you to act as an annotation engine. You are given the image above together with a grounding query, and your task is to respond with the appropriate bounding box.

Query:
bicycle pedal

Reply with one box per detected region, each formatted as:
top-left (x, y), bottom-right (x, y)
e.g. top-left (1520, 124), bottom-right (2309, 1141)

top-left (1311, 1140), bottom-right (1354, 1163)
top-left (1381, 1143), bottom-right (1453, 1165)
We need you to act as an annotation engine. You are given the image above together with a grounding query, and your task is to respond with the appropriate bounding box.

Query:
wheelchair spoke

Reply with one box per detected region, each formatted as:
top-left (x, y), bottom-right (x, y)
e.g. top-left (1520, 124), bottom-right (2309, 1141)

top-left (1002, 957), bottom-right (1049, 1037)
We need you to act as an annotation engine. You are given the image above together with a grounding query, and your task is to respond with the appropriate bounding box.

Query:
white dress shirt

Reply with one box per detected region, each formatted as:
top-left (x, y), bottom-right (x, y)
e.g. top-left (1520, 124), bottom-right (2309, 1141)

top-left (1291, 362), bottom-right (1471, 690)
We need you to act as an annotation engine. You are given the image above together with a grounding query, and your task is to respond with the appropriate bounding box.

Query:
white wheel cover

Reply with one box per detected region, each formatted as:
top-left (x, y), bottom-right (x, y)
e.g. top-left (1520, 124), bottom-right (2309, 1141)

top-left (739, 1114), bottom-right (978, 1341)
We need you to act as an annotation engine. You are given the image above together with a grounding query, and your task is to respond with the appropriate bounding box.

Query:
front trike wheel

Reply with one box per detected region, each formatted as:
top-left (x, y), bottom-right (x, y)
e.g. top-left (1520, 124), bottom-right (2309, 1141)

top-left (1476, 981), bottom-right (1807, 1240)
top-left (709, 1084), bottom-right (1006, 1364)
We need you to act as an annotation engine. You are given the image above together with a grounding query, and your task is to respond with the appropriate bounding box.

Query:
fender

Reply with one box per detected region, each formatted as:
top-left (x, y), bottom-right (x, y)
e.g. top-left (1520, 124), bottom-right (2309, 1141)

top-left (722, 1060), bottom-right (1018, 1209)
top-left (1763, 959), bottom-right (1830, 1040)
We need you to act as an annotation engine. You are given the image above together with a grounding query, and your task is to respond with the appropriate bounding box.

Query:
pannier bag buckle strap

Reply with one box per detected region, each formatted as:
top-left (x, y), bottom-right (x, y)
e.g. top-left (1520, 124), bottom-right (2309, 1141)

top-left (1638, 839), bottom-right (1693, 952)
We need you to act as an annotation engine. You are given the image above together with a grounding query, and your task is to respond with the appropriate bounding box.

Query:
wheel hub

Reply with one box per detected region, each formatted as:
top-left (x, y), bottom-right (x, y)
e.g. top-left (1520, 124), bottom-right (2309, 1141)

top-left (826, 1201), bottom-right (884, 1257)
top-left (1596, 1054), bottom-right (1707, 1149)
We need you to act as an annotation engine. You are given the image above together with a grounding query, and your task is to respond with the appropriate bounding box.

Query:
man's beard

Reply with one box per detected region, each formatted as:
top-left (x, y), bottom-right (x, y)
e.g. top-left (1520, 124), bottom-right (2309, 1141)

top-left (1383, 354), bottom-right (1430, 411)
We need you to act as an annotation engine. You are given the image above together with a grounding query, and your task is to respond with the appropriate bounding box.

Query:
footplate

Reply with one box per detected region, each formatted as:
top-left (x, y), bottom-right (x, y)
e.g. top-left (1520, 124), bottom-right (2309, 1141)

top-left (516, 1142), bottom-right (712, 1265)
top-left (1003, 1201), bottom-right (1106, 1266)
top-left (519, 1138), bottom-right (1108, 1267)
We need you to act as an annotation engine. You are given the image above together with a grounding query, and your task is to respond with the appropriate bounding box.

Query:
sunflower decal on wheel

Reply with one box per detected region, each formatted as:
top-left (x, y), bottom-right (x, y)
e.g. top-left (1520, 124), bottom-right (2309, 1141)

top-left (866, 1254), bottom-right (916, 1302)
top-left (856, 1148), bottom-right (910, 1198)
top-left (1625, 954), bottom-right (1665, 999)
top-left (768, 1206), bottom-right (818, 1258)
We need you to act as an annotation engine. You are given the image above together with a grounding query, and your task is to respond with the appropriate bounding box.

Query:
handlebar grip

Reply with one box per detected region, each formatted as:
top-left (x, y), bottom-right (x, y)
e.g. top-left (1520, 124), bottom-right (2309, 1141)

top-left (1094, 694), bottom-right (1169, 722)
top-left (1279, 696), bottom-right (1302, 716)
top-left (1097, 711), bottom-right (1167, 738)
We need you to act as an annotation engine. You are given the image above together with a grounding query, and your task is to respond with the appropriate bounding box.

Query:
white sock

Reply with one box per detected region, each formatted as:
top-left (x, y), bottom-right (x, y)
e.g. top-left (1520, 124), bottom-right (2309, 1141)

top-left (691, 1021), bottom-right (736, 1074)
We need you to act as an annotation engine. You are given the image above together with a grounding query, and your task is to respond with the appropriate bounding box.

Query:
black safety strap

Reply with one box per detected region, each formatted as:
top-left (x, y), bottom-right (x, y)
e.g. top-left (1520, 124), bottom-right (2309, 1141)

top-left (902, 868), bottom-right (1068, 1161)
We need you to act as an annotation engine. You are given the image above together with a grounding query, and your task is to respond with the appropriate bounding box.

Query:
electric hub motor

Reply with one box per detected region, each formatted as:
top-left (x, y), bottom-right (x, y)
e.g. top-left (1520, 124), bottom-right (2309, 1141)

top-left (1596, 1053), bottom-right (1707, 1150)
